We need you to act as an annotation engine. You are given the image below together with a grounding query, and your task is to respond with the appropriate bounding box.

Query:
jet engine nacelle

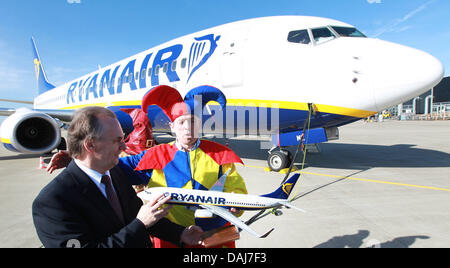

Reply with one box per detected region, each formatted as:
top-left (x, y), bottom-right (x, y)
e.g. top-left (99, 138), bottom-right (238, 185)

top-left (194, 209), bottom-right (215, 219)
top-left (0, 108), bottom-right (61, 154)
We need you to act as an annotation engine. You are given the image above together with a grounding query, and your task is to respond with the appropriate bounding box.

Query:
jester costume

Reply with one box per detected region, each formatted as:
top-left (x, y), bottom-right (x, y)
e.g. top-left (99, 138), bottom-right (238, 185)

top-left (118, 85), bottom-right (247, 248)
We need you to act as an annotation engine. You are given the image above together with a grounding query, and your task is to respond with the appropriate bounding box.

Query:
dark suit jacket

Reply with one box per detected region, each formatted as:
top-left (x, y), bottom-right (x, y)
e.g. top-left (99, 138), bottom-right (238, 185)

top-left (32, 160), bottom-right (185, 248)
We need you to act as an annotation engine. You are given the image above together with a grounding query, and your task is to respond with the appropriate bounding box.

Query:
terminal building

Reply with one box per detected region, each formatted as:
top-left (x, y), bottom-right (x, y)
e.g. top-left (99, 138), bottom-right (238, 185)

top-left (390, 76), bottom-right (450, 118)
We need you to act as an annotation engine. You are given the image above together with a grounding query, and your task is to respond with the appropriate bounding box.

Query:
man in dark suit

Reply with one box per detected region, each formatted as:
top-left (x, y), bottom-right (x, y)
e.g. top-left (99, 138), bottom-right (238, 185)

top-left (32, 106), bottom-right (203, 248)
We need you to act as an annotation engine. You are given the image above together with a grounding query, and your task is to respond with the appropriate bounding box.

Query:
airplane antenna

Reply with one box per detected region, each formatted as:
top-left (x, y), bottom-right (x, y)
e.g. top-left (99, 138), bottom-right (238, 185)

top-left (245, 104), bottom-right (315, 228)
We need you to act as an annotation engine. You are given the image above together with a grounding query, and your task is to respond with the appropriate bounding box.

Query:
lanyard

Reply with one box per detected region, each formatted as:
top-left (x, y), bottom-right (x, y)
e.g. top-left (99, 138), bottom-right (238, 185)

top-left (185, 149), bottom-right (197, 189)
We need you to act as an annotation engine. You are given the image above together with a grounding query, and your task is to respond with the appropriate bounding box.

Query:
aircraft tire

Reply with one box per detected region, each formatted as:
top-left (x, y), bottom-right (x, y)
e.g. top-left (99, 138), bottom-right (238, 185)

top-left (268, 150), bottom-right (290, 172)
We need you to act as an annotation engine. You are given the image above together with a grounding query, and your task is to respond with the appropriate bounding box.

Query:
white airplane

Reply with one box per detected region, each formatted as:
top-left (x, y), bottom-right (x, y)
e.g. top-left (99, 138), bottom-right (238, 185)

top-left (137, 172), bottom-right (303, 238)
top-left (0, 16), bottom-right (444, 171)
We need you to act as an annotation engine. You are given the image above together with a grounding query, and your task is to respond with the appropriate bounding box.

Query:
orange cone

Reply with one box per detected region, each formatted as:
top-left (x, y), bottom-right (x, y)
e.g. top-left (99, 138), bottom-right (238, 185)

top-left (39, 156), bottom-right (47, 170)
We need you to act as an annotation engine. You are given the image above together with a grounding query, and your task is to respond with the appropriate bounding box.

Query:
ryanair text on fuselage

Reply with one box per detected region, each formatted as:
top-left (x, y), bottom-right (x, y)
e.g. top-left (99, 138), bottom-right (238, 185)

top-left (66, 34), bottom-right (220, 105)
top-left (167, 192), bottom-right (227, 206)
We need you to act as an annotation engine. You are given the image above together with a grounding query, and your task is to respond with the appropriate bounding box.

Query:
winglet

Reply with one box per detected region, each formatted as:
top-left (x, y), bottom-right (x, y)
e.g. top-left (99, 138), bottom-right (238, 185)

top-left (260, 228), bottom-right (275, 238)
top-left (30, 37), bottom-right (55, 94)
top-left (237, 225), bottom-right (274, 238)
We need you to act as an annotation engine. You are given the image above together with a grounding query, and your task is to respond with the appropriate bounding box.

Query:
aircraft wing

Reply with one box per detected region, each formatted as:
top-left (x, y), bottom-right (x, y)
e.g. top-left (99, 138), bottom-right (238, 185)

top-left (0, 108), bottom-right (17, 117)
top-left (34, 109), bottom-right (74, 122)
top-left (199, 204), bottom-right (274, 238)
top-left (0, 99), bottom-right (34, 117)
top-left (0, 107), bottom-right (74, 122)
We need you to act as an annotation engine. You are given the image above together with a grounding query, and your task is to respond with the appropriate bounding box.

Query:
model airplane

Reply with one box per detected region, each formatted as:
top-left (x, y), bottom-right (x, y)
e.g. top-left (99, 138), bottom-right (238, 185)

top-left (137, 173), bottom-right (303, 238)
top-left (0, 16), bottom-right (444, 170)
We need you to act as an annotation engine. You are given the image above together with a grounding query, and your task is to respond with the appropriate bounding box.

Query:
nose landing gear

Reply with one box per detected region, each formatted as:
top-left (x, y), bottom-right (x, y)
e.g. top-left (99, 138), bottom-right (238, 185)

top-left (267, 147), bottom-right (292, 172)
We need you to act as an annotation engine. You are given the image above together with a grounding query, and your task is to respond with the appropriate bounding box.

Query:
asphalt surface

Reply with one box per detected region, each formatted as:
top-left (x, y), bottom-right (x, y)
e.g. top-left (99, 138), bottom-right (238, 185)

top-left (1, 120), bottom-right (449, 248)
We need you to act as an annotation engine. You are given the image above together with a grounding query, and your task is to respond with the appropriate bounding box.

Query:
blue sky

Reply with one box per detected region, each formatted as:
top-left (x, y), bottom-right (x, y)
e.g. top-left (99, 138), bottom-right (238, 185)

top-left (0, 0), bottom-right (449, 106)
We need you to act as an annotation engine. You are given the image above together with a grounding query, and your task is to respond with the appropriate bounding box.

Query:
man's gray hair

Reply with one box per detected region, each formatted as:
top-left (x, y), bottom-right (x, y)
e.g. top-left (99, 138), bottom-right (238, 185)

top-left (67, 106), bottom-right (117, 158)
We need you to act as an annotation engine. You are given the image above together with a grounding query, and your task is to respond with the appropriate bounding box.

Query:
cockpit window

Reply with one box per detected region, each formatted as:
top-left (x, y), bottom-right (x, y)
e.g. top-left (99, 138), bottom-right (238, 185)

top-left (311, 27), bottom-right (336, 45)
top-left (331, 26), bottom-right (366, 38)
top-left (287, 30), bottom-right (311, 45)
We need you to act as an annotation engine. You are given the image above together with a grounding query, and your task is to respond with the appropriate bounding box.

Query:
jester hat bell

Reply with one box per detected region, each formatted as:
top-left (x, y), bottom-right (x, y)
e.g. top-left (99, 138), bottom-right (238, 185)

top-left (141, 85), bottom-right (227, 122)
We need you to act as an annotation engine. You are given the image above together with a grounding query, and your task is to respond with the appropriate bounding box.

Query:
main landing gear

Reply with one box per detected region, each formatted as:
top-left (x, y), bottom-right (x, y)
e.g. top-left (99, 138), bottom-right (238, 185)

top-left (267, 147), bottom-right (292, 172)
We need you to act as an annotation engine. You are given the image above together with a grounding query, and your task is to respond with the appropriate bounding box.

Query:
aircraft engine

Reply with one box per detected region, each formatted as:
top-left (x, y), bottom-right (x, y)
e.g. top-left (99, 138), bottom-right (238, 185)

top-left (194, 209), bottom-right (215, 219)
top-left (0, 109), bottom-right (61, 154)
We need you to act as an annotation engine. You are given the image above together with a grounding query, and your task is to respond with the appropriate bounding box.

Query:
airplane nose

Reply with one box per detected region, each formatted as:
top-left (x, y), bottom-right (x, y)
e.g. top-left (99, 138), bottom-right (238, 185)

top-left (364, 39), bottom-right (444, 111)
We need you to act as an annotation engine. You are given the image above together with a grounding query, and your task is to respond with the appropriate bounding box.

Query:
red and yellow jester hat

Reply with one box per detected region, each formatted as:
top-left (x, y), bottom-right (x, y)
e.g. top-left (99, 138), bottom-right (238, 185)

top-left (141, 85), bottom-right (227, 122)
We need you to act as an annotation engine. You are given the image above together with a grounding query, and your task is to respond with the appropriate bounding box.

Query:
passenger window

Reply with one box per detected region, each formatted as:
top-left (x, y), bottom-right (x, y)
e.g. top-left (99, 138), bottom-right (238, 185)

top-left (163, 62), bottom-right (168, 73)
top-left (181, 58), bottom-right (187, 69)
top-left (287, 30), bottom-right (311, 44)
top-left (171, 60), bottom-right (177, 71)
top-left (312, 27), bottom-right (336, 45)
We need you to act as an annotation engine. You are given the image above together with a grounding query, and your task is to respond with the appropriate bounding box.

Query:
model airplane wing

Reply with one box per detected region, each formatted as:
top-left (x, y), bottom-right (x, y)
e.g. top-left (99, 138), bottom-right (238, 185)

top-left (199, 204), bottom-right (274, 238)
top-left (278, 200), bottom-right (307, 213)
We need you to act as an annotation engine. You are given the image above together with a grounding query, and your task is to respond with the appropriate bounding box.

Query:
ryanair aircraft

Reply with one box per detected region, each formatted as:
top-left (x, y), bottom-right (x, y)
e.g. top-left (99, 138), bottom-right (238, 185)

top-left (138, 173), bottom-right (304, 238)
top-left (0, 16), bottom-right (444, 171)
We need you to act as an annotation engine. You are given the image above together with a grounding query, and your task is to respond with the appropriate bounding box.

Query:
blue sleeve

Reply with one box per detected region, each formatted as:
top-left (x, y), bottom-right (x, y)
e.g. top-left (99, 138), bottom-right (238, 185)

top-left (117, 150), bottom-right (153, 185)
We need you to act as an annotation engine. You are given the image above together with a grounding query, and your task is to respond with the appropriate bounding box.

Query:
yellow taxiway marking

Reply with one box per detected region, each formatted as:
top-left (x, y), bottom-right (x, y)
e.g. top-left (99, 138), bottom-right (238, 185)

top-left (239, 164), bottom-right (450, 193)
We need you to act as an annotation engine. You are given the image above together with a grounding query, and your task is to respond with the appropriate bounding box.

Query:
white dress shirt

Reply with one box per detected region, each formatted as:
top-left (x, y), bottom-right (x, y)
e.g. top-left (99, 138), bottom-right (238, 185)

top-left (73, 159), bottom-right (116, 198)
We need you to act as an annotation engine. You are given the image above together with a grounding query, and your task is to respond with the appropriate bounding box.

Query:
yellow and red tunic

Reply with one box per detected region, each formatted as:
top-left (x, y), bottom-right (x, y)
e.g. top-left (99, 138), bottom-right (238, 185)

top-left (118, 139), bottom-right (247, 247)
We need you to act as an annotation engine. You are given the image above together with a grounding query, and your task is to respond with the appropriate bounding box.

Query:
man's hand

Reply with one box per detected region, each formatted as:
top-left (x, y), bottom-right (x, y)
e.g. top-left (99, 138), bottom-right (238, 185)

top-left (47, 150), bottom-right (72, 174)
top-left (136, 193), bottom-right (172, 228)
top-left (181, 225), bottom-right (204, 246)
top-left (230, 207), bottom-right (242, 216)
top-left (229, 192), bottom-right (243, 217)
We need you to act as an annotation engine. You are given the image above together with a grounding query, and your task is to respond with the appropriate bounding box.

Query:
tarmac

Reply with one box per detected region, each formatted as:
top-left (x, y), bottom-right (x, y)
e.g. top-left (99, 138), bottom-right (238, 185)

top-left (1, 119), bottom-right (449, 248)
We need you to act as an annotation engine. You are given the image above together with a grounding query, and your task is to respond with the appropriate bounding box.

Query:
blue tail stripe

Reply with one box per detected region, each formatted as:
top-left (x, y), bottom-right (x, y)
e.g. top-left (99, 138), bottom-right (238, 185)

top-left (261, 173), bottom-right (300, 199)
top-left (30, 37), bottom-right (55, 94)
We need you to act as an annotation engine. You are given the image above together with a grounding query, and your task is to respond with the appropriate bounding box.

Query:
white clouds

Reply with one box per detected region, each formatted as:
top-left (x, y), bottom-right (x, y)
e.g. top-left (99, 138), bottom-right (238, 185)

top-left (367, 0), bottom-right (382, 3)
top-left (371, 0), bottom-right (436, 38)
top-left (67, 0), bottom-right (82, 4)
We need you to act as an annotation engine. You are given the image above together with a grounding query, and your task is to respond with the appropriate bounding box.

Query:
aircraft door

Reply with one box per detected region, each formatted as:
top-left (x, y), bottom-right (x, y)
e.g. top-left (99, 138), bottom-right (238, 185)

top-left (219, 29), bottom-right (248, 88)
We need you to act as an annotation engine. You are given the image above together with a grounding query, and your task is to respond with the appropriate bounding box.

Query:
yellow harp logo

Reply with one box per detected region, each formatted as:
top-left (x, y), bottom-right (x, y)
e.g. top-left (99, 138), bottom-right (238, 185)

top-left (34, 58), bottom-right (40, 81)
top-left (282, 183), bottom-right (293, 195)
